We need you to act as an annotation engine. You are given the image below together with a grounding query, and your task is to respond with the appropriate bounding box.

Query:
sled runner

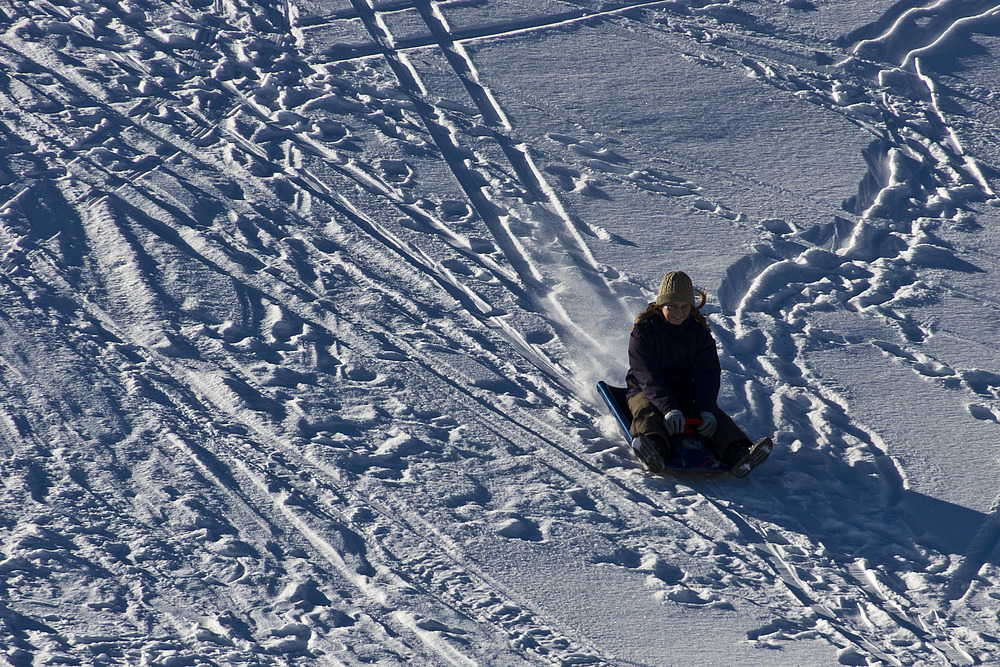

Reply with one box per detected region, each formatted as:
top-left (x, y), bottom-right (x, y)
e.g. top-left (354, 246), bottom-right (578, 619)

top-left (596, 381), bottom-right (770, 476)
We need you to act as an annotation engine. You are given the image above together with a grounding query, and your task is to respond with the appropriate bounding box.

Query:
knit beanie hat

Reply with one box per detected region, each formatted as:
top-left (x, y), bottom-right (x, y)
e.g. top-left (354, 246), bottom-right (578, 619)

top-left (655, 271), bottom-right (695, 306)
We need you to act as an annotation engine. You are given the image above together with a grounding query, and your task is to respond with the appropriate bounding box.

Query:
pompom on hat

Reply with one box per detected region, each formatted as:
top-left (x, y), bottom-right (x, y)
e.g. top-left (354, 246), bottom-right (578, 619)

top-left (655, 271), bottom-right (696, 307)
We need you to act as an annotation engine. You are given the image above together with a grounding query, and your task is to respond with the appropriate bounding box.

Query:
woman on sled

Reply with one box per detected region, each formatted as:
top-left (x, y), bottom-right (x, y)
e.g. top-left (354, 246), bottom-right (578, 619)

top-left (626, 271), bottom-right (771, 477)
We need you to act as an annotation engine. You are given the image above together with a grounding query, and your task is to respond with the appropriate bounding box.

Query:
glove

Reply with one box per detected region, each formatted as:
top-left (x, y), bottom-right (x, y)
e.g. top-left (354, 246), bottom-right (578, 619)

top-left (663, 410), bottom-right (685, 435)
top-left (697, 411), bottom-right (718, 438)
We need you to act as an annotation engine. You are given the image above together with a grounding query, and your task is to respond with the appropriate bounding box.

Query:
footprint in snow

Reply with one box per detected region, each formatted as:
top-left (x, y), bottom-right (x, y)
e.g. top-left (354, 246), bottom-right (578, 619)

top-left (495, 515), bottom-right (543, 541)
top-left (590, 546), bottom-right (642, 569)
top-left (543, 165), bottom-right (608, 198)
top-left (439, 199), bottom-right (476, 224)
top-left (639, 553), bottom-right (684, 585)
top-left (662, 586), bottom-right (719, 605)
top-left (310, 118), bottom-right (351, 144)
top-left (967, 404), bottom-right (999, 422)
top-left (379, 159), bottom-right (415, 187)
top-left (261, 366), bottom-right (318, 388)
top-left (343, 362), bottom-right (378, 382)
top-left (208, 536), bottom-right (258, 558)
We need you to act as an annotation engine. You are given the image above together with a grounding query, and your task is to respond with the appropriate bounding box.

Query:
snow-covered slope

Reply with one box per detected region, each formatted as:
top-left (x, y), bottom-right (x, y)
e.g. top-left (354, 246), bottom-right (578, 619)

top-left (1, 0), bottom-right (1000, 665)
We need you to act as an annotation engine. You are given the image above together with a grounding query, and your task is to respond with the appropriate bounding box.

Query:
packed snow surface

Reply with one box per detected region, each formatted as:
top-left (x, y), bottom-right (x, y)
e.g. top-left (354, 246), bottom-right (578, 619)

top-left (2, 0), bottom-right (1000, 665)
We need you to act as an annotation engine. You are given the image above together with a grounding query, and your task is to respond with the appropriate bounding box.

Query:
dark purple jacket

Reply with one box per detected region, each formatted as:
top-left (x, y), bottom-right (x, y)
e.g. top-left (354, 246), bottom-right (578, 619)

top-left (626, 314), bottom-right (721, 416)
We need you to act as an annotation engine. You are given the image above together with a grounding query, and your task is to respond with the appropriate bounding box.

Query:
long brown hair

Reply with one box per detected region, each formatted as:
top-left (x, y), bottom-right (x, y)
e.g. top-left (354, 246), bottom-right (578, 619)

top-left (633, 288), bottom-right (711, 332)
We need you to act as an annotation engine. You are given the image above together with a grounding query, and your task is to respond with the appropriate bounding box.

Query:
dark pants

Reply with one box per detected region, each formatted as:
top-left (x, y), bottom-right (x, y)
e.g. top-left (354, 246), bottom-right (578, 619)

top-left (627, 390), bottom-right (750, 462)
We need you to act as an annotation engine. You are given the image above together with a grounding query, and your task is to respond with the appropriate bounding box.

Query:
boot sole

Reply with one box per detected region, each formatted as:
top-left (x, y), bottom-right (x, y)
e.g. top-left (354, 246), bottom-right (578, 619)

top-left (731, 438), bottom-right (772, 478)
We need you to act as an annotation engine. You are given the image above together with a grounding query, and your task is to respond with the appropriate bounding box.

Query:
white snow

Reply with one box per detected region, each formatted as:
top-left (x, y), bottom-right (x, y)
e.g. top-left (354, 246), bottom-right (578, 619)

top-left (1, 0), bottom-right (1000, 665)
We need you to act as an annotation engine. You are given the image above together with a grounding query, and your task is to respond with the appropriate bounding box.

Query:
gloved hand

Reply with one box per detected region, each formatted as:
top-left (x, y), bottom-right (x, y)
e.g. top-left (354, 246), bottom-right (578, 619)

top-left (697, 411), bottom-right (718, 438)
top-left (663, 410), bottom-right (685, 435)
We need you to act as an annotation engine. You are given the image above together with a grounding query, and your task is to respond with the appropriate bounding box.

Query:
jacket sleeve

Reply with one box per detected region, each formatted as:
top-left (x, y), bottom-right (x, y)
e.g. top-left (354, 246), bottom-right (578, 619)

top-left (691, 327), bottom-right (722, 414)
top-left (628, 327), bottom-right (681, 415)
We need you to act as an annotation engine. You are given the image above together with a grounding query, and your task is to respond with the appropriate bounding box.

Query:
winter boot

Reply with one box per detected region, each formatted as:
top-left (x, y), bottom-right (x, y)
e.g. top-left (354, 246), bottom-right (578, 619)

top-left (632, 433), bottom-right (666, 473)
top-left (728, 438), bottom-right (772, 478)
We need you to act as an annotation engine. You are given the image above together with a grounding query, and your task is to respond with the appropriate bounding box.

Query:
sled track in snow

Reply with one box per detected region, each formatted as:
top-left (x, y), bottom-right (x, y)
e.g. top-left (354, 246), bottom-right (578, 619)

top-left (0, 2), bottom-right (613, 661)
top-left (0, 8), bottom-right (623, 653)
top-left (13, 203), bottom-right (613, 664)
top-left (0, 0), bottom-right (586, 392)
top-left (343, 0), bottom-right (636, 350)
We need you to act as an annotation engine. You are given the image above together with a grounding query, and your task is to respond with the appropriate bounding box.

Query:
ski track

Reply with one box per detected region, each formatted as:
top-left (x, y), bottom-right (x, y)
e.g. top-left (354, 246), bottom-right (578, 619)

top-left (1, 0), bottom-right (1000, 665)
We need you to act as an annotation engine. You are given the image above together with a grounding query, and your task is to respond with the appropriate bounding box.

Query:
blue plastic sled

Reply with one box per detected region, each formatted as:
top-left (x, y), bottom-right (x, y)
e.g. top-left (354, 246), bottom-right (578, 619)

top-left (596, 381), bottom-right (731, 473)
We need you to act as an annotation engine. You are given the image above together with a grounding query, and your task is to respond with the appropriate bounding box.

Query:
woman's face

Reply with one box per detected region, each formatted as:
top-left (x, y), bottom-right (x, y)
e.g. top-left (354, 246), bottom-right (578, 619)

top-left (661, 302), bottom-right (691, 325)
